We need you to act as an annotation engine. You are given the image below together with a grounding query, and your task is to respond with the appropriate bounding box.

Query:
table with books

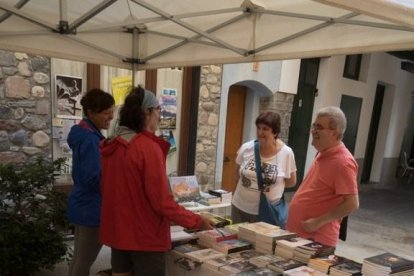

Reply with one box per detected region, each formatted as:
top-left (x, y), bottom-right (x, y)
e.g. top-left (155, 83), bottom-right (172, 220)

top-left (166, 221), bottom-right (414, 276)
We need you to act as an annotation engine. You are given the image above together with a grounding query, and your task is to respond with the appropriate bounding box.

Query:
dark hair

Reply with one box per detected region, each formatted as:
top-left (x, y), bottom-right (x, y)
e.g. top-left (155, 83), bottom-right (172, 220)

top-left (119, 86), bottom-right (146, 132)
top-left (80, 88), bottom-right (115, 117)
top-left (255, 112), bottom-right (281, 137)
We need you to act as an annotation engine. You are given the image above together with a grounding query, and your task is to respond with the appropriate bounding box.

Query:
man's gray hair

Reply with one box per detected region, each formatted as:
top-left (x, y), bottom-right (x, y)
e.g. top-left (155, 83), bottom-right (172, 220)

top-left (316, 106), bottom-right (347, 140)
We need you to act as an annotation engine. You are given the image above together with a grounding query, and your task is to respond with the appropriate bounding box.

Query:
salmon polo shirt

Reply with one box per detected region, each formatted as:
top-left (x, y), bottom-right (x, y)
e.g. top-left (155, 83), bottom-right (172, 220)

top-left (286, 142), bottom-right (358, 247)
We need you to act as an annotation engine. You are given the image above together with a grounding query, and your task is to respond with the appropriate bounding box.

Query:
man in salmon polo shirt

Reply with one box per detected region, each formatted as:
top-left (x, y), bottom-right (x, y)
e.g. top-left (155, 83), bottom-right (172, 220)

top-left (286, 106), bottom-right (359, 247)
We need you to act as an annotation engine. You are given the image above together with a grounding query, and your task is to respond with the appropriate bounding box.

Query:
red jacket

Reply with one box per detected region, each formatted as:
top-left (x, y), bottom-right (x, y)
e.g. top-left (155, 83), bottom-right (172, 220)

top-left (99, 130), bottom-right (203, 251)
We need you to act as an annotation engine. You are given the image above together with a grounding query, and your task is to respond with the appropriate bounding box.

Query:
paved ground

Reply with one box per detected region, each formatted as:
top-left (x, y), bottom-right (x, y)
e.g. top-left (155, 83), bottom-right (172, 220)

top-left (40, 182), bottom-right (414, 275)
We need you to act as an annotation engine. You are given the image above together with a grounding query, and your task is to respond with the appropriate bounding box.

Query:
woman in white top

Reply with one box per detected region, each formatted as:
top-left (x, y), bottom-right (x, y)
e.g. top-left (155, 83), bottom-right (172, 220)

top-left (231, 111), bottom-right (297, 225)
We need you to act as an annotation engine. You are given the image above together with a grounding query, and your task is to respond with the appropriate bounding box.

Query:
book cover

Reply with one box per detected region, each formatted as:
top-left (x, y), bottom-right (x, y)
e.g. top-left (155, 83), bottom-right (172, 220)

top-left (229, 249), bottom-right (263, 260)
top-left (203, 255), bottom-right (244, 271)
top-left (168, 175), bottom-right (201, 202)
top-left (284, 265), bottom-right (329, 276)
top-left (198, 193), bottom-right (221, 205)
top-left (220, 260), bottom-right (258, 274)
top-left (172, 243), bottom-right (204, 257)
top-left (197, 228), bottom-right (238, 243)
top-left (198, 211), bottom-right (231, 227)
top-left (267, 258), bottom-right (304, 273)
top-left (330, 258), bottom-right (362, 275)
top-left (237, 267), bottom-right (283, 275)
top-left (364, 252), bottom-right (414, 272)
top-left (184, 248), bottom-right (225, 263)
top-left (213, 239), bottom-right (253, 254)
top-left (224, 222), bottom-right (249, 234)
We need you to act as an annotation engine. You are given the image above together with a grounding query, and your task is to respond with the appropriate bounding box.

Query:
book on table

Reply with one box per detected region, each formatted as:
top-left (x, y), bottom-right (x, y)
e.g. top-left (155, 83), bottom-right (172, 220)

top-left (237, 267), bottom-right (283, 275)
top-left (362, 252), bottom-right (414, 275)
top-left (203, 255), bottom-right (245, 271)
top-left (208, 189), bottom-right (233, 204)
top-left (248, 254), bottom-right (285, 268)
top-left (329, 257), bottom-right (362, 276)
top-left (220, 260), bottom-right (258, 275)
top-left (284, 265), bottom-right (329, 276)
top-left (308, 255), bottom-right (346, 274)
top-left (197, 228), bottom-right (238, 248)
top-left (267, 257), bottom-right (304, 274)
top-left (184, 248), bottom-right (225, 263)
top-left (198, 211), bottom-right (231, 227)
top-left (171, 243), bottom-right (205, 258)
top-left (198, 192), bottom-right (221, 205)
top-left (212, 238), bottom-right (253, 254)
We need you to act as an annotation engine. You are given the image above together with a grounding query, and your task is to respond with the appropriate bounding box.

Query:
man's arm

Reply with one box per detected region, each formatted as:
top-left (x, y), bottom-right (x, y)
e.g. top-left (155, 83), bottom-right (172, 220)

top-left (302, 194), bottom-right (359, 233)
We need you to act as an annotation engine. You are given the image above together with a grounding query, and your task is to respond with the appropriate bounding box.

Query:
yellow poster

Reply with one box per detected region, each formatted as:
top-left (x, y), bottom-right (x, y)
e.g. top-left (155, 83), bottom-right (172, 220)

top-left (112, 75), bottom-right (132, 105)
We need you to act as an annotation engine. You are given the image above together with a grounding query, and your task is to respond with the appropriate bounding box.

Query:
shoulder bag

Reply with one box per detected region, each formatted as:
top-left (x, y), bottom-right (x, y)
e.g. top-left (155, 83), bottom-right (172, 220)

top-left (254, 139), bottom-right (288, 229)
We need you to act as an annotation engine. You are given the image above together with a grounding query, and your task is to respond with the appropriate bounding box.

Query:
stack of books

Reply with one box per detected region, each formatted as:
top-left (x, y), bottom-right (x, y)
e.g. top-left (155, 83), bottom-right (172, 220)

top-left (171, 243), bottom-right (205, 258)
top-left (184, 248), bottom-right (225, 263)
top-left (362, 252), bottom-right (414, 276)
top-left (267, 258), bottom-right (304, 274)
top-left (212, 238), bottom-right (253, 254)
top-left (170, 225), bottom-right (197, 245)
top-left (293, 241), bottom-right (336, 263)
top-left (198, 211), bottom-right (231, 227)
top-left (237, 267), bottom-right (282, 275)
top-left (228, 249), bottom-right (263, 260)
top-left (238, 222), bottom-right (280, 245)
top-left (220, 260), bottom-right (258, 274)
top-left (308, 255), bottom-right (345, 274)
top-left (255, 228), bottom-right (296, 254)
top-left (208, 189), bottom-right (232, 204)
top-left (198, 192), bottom-right (221, 205)
top-left (224, 222), bottom-right (249, 234)
top-left (197, 228), bottom-right (237, 248)
top-left (203, 255), bottom-right (244, 272)
top-left (248, 254), bottom-right (285, 268)
top-left (284, 265), bottom-right (329, 275)
top-left (329, 258), bottom-right (363, 276)
top-left (275, 237), bottom-right (313, 259)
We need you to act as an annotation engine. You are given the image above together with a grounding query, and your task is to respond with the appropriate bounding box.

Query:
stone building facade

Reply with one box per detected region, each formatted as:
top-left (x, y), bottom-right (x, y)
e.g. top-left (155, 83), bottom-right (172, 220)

top-left (259, 91), bottom-right (295, 143)
top-left (0, 50), bottom-right (51, 164)
top-left (195, 65), bottom-right (222, 190)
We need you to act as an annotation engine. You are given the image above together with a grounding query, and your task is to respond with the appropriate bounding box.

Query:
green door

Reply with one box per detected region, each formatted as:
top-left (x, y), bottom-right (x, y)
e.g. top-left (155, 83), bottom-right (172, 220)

top-left (340, 95), bottom-right (363, 154)
top-left (288, 58), bottom-right (320, 186)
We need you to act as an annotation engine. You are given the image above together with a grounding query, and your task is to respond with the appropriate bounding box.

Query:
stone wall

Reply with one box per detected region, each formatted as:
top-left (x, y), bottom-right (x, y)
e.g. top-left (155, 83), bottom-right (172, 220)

top-left (260, 91), bottom-right (295, 143)
top-left (0, 50), bottom-right (51, 164)
top-left (195, 65), bottom-right (222, 190)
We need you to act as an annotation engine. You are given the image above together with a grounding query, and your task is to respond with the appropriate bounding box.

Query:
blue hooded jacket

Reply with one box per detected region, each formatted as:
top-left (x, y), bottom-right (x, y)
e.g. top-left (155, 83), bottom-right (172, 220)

top-left (67, 119), bottom-right (104, 227)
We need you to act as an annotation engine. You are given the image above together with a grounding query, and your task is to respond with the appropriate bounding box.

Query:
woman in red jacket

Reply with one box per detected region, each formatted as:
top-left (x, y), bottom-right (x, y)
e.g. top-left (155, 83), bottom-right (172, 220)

top-left (100, 86), bottom-right (211, 276)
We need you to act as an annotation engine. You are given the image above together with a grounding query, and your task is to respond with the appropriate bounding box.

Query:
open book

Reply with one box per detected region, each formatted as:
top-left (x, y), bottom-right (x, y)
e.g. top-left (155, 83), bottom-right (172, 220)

top-left (168, 175), bottom-right (201, 202)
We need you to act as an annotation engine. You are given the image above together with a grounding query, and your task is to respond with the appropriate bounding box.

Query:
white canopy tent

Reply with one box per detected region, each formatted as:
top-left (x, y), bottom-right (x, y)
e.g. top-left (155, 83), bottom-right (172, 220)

top-left (0, 0), bottom-right (413, 70)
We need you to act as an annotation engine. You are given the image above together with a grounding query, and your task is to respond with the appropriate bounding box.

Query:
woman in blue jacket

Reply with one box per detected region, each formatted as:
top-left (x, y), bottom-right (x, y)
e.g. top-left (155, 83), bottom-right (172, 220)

top-left (67, 88), bottom-right (115, 276)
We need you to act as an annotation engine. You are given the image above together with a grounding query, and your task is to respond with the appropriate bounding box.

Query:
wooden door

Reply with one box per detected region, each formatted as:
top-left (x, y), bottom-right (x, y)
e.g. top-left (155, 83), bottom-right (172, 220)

top-left (221, 85), bottom-right (246, 193)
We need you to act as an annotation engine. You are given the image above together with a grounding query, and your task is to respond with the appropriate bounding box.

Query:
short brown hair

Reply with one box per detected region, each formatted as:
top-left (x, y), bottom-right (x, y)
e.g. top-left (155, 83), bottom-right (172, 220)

top-left (255, 112), bottom-right (281, 136)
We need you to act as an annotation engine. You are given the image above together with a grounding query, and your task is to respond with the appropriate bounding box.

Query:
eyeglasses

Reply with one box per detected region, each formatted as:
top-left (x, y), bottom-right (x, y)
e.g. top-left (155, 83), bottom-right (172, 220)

top-left (311, 123), bottom-right (331, 131)
top-left (150, 106), bottom-right (161, 111)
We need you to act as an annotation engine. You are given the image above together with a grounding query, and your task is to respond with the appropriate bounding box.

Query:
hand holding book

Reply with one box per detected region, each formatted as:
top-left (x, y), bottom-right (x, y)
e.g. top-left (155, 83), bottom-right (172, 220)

top-left (199, 214), bottom-right (214, 230)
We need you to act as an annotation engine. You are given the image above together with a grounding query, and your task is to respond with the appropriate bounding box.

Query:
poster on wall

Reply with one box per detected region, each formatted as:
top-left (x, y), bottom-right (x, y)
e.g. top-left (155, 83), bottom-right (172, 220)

top-left (112, 75), bottom-right (132, 106)
top-left (159, 88), bottom-right (177, 129)
top-left (55, 74), bottom-right (83, 119)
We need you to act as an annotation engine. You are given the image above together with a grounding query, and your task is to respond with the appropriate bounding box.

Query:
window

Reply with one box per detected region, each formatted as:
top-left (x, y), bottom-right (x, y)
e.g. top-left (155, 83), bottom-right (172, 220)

top-left (343, 54), bottom-right (362, 80)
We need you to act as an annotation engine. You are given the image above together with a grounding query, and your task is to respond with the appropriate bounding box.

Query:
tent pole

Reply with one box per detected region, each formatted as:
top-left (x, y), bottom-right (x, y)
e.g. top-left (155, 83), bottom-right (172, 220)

top-left (132, 28), bottom-right (138, 86)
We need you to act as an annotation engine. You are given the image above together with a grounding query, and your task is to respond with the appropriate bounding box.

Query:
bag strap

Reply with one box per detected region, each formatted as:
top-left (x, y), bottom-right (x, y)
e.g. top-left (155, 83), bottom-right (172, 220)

top-left (254, 140), bottom-right (265, 191)
top-left (254, 139), bottom-right (285, 200)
